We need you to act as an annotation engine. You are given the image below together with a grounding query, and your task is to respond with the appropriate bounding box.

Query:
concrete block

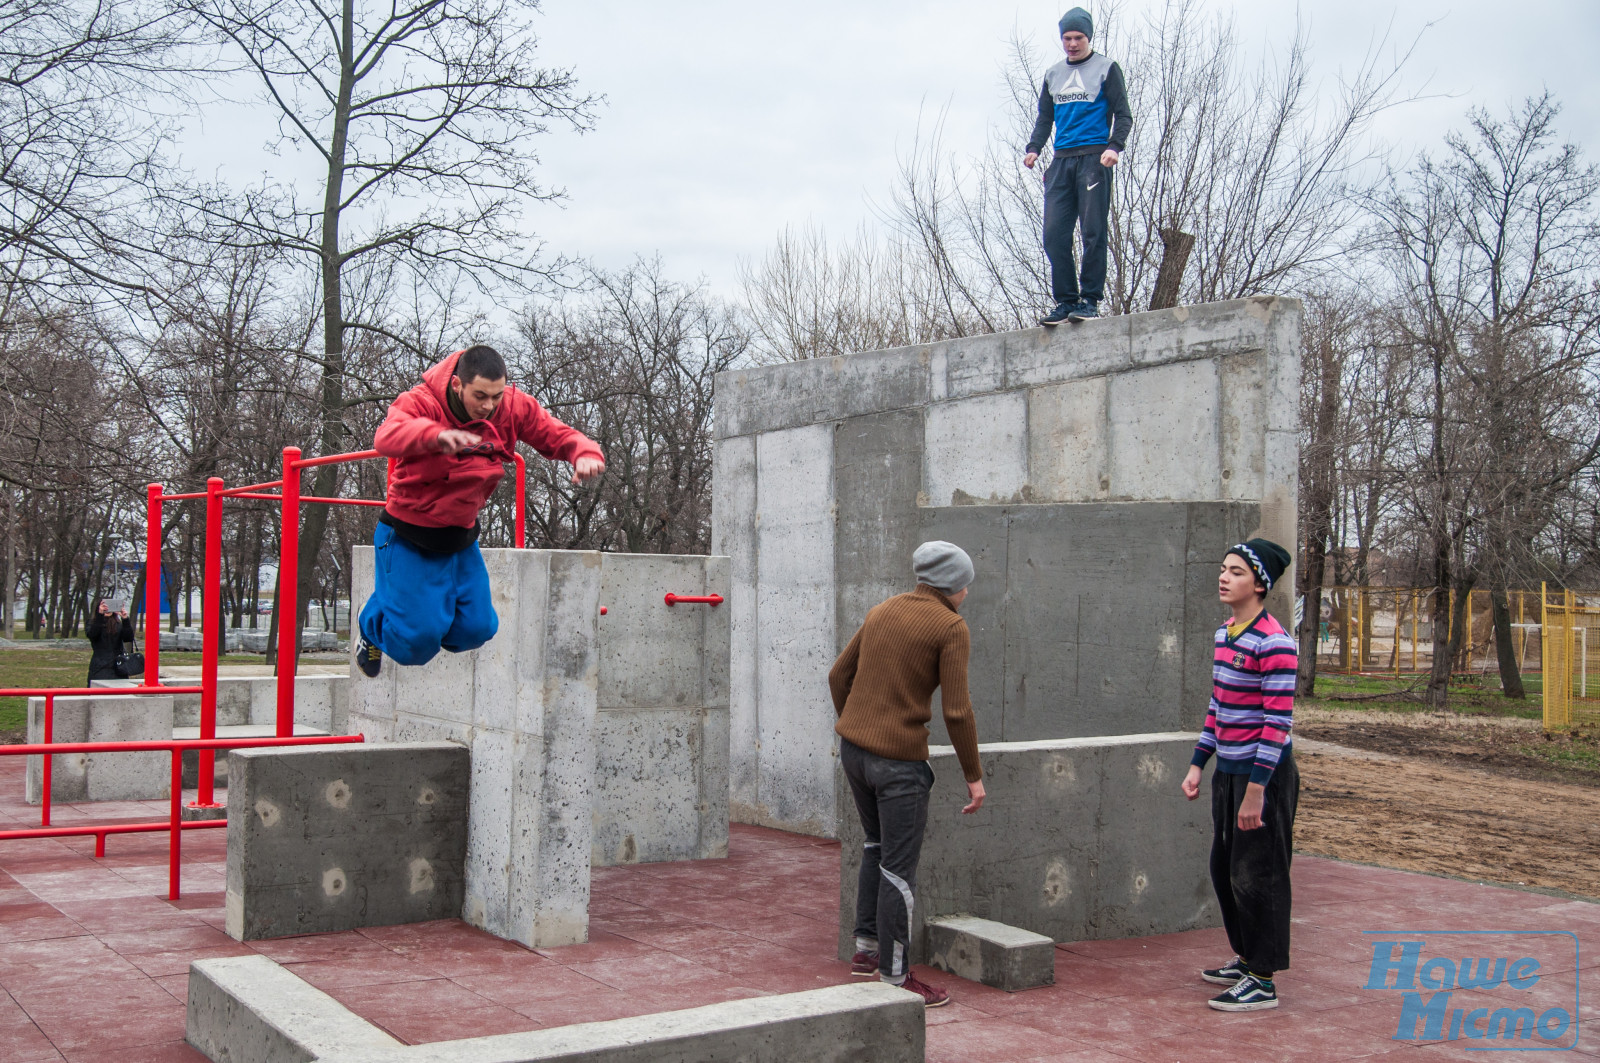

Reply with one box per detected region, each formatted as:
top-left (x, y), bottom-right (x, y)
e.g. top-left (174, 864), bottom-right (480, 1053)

top-left (711, 434), bottom-right (760, 814)
top-left (1002, 316), bottom-right (1134, 389)
top-left (838, 733), bottom-right (1216, 965)
top-left (186, 954), bottom-right (400, 1063)
top-left (224, 742), bottom-right (469, 941)
top-left (715, 347), bottom-right (932, 438)
top-left (592, 708), bottom-right (725, 865)
top-left (1124, 296), bottom-right (1282, 367)
top-left (1219, 350), bottom-right (1267, 501)
top-left (168, 674), bottom-right (349, 734)
top-left (1028, 375), bottom-right (1109, 502)
top-left (26, 694), bottom-right (173, 804)
top-left (923, 392), bottom-right (1029, 506)
top-left (750, 424), bottom-right (836, 835)
top-left (833, 410), bottom-right (922, 644)
top-left (187, 955), bottom-right (922, 1063)
top-left (927, 332), bottom-right (1008, 402)
top-left (1107, 359), bottom-right (1221, 500)
top-left (925, 915), bottom-right (1055, 992)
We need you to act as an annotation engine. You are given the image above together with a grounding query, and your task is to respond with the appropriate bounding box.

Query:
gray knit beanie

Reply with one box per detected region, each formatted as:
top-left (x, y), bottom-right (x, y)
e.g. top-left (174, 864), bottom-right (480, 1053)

top-left (913, 541), bottom-right (974, 594)
top-left (1058, 6), bottom-right (1093, 39)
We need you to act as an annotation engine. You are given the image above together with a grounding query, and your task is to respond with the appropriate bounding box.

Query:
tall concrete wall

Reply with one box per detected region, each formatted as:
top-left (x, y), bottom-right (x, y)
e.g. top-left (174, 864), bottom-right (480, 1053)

top-left (836, 734), bottom-right (1216, 963)
top-left (349, 548), bottom-right (730, 947)
top-left (713, 297), bottom-right (1300, 836)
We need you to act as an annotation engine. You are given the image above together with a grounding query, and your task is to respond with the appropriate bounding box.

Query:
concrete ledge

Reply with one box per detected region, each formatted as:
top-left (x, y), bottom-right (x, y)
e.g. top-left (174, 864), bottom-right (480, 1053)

top-left (188, 955), bottom-right (923, 1063)
top-left (186, 955), bottom-right (400, 1063)
top-left (925, 915), bottom-right (1054, 992)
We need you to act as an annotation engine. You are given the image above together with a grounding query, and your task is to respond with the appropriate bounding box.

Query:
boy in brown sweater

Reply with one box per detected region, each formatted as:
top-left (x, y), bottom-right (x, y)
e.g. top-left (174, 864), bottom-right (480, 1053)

top-left (830, 541), bottom-right (986, 1007)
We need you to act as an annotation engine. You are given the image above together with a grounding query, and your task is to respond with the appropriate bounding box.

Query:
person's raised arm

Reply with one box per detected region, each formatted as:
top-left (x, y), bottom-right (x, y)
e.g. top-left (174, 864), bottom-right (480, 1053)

top-left (374, 389), bottom-right (456, 458)
top-left (938, 622), bottom-right (985, 812)
top-left (828, 625), bottom-right (864, 717)
top-left (510, 391), bottom-right (605, 483)
top-left (1023, 78), bottom-right (1053, 168)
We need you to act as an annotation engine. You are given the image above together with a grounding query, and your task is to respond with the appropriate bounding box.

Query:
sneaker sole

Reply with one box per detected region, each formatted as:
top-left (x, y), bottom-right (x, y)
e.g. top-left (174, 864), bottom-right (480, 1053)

top-left (1208, 997), bottom-right (1278, 1012)
top-left (1040, 319), bottom-right (1066, 327)
top-left (1067, 314), bottom-right (1097, 322)
top-left (849, 969), bottom-right (878, 978)
top-left (924, 994), bottom-right (951, 1008)
top-left (1201, 971), bottom-right (1245, 985)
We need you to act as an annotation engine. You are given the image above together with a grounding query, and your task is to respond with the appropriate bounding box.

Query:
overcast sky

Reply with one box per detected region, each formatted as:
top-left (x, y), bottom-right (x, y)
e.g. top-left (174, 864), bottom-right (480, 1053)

top-left (180, 0), bottom-right (1600, 299)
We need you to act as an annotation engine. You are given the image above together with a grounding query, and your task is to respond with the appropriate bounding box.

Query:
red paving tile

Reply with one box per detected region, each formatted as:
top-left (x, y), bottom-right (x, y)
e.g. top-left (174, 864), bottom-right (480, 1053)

top-left (0, 747), bottom-right (1595, 1060)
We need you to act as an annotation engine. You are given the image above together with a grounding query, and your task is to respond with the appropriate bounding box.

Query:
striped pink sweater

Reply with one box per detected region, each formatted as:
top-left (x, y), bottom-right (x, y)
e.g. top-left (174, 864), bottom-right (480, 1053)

top-left (1190, 610), bottom-right (1297, 785)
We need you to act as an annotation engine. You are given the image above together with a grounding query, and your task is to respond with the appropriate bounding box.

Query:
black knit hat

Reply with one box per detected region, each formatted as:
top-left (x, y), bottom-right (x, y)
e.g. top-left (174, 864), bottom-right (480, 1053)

top-left (1226, 538), bottom-right (1291, 592)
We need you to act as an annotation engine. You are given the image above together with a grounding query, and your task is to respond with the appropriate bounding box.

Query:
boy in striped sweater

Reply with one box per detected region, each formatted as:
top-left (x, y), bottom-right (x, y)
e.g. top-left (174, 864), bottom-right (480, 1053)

top-left (1181, 538), bottom-right (1299, 1012)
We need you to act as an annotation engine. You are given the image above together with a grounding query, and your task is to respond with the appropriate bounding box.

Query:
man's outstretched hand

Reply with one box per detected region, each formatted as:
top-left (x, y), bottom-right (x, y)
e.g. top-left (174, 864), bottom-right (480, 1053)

top-left (962, 779), bottom-right (986, 814)
top-left (572, 456), bottom-right (605, 485)
top-left (436, 429), bottom-right (482, 455)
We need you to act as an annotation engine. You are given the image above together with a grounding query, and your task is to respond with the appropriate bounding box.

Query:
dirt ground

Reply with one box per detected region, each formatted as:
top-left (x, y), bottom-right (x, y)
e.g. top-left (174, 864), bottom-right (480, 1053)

top-left (1295, 706), bottom-right (1600, 900)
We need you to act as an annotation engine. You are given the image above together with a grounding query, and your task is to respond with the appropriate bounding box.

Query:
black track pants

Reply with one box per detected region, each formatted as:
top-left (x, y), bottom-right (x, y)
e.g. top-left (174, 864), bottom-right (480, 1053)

top-left (842, 738), bottom-right (933, 981)
top-left (1042, 151), bottom-right (1113, 304)
top-left (1209, 748), bottom-right (1300, 975)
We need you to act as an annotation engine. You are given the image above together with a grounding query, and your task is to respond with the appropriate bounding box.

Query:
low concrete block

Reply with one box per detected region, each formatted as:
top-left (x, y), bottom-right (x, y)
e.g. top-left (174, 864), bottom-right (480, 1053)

top-left (224, 742), bottom-right (469, 941)
top-left (187, 954), bottom-right (922, 1063)
top-left (25, 694), bottom-right (173, 804)
top-left (168, 675), bottom-right (349, 734)
top-left (187, 955), bottom-right (400, 1063)
top-left (925, 915), bottom-right (1055, 992)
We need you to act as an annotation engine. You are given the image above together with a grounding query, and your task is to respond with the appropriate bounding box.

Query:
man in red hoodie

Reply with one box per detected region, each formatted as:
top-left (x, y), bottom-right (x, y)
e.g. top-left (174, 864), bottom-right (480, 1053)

top-left (355, 345), bottom-right (605, 677)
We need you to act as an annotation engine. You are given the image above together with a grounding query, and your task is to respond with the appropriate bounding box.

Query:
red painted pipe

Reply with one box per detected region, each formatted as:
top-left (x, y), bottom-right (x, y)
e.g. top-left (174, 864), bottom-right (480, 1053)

top-left (514, 451), bottom-right (526, 548)
top-left (292, 449), bottom-right (381, 470)
top-left (218, 479), bottom-right (284, 497)
top-left (146, 483), bottom-right (163, 687)
top-left (198, 477), bottom-right (223, 807)
top-left (0, 733), bottom-right (365, 756)
top-left (664, 594), bottom-right (725, 607)
top-left (277, 447), bottom-right (301, 738)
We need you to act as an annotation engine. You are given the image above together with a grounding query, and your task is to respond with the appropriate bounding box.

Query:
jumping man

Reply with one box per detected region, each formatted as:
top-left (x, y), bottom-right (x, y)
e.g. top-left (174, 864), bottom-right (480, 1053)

top-left (1181, 538), bottom-right (1299, 1012)
top-left (1024, 7), bottom-right (1133, 326)
top-left (355, 345), bottom-right (604, 676)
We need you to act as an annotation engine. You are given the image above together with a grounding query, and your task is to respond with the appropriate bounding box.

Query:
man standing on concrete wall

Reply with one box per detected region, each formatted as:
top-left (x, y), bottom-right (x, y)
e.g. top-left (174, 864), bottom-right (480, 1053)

top-left (1023, 7), bottom-right (1132, 326)
top-left (830, 541), bottom-right (986, 1008)
top-left (355, 345), bottom-right (605, 676)
top-left (1181, 538), bottom-right (1298, 1012)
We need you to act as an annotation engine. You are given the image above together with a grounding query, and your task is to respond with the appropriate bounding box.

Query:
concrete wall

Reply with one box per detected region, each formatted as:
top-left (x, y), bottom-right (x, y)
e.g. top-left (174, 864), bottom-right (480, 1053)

top-left (166, 675), bottom-right (349, 733)
top-left (713, 297), bottom-right (1300, 836)
top-left (348, 548), bottom-right (730, 948)
top-left (224, 743), bottom-right (469, 941)
top-left (25, 694), bottom-right (173, 803)
top-left (835, 733), bottom-right (1216, 964)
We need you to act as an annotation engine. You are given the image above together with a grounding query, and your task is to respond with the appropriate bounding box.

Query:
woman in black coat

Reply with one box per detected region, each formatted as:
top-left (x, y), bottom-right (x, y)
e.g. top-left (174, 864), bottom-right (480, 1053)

top-left (87, 603), bottom-right (133, 682)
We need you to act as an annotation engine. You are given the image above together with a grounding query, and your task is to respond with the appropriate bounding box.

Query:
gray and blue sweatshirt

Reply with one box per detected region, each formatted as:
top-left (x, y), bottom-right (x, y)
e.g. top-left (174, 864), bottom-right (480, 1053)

top-left (1025, 51), bottom-right (1132, 158)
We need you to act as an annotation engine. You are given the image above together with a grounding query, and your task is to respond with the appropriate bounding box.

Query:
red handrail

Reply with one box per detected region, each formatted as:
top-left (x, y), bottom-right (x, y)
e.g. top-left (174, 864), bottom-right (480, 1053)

top-left (664, 594), bottom-right (724, 607)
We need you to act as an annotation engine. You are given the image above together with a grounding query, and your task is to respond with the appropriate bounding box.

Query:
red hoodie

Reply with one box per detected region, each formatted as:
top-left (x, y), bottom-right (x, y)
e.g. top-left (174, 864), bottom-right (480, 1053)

top-left (376, 352), bottom-right (603, 529)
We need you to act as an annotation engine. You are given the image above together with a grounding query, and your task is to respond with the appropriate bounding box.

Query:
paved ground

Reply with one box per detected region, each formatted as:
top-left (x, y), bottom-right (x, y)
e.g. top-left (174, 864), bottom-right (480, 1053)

top-left (0, 753), bottom-right (1595, 1061)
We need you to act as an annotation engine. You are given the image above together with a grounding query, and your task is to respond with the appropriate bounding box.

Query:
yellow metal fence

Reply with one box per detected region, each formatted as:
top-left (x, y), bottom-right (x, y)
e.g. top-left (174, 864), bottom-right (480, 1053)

top-left (1316, 587), bottom-right (1548, 676)
top-left (1540, 585), bottom-right (1600, 730)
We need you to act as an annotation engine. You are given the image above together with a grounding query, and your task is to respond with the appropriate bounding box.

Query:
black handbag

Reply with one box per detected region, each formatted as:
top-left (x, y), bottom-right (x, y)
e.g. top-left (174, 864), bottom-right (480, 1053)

top-left (116, 629), bottom-right (146, 678)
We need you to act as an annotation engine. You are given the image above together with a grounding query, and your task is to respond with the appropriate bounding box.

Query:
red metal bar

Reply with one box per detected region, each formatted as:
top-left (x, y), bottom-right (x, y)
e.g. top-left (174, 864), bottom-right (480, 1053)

top-left (514, 451), bottom-right (526, 548)
top-left (218, 479), bottom-right (284, 497)
top-left (276, 448), bottom-right (301, 738)
top-left (0, 820), bottom-right (224, 842)
top-left (664, 594), bottom-right (724, 607)
top-left (292, 449), bottom-right (380, 470)
top-left (161, 491), bottom-right (208, 501)
top-left (0, 687), bottom-right (199, 697)
top-left (302, 496), bottom-right (386, 507)
top-left (41, 694), bottom-right (52, 827)
top-left (169, 750), bottom-right (180, 898)
top-left (146, 484), bottom-right (162, 685)
top-left (0, 734), bottom-right (365, 756)
top-left (196, 477), bottom-right (223, 808)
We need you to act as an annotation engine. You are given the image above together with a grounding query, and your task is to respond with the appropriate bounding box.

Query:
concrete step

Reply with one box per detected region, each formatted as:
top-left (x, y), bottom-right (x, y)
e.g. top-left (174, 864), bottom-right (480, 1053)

top-left (925, 915), bottom-right (1055, 992)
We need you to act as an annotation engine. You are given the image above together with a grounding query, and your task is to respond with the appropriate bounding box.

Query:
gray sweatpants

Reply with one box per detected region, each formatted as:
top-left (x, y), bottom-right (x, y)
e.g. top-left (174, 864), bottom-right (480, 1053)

top-left (841, 738), bottom-right (934, 982)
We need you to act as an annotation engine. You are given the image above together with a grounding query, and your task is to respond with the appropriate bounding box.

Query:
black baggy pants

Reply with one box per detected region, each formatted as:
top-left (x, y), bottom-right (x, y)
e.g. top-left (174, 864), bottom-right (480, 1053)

top-left (1209, 748), bottom-right (1299, 975)
top-left (841, 738), bottom-right (933, 981)
top-left (1042, 151), bottom-right (1114, 304)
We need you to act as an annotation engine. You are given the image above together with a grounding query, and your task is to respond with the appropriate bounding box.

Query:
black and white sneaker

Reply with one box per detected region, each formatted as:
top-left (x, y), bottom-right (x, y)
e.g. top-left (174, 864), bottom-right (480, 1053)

top-left (1067, 300), bottom-right (1099, 322)
top-left (1208, 972), bottom-right (1278, 1011)
top-left (1040, 301), bottom-right (1077, 326)
top-left (1201, 957), bottom-right (1248, 985)
top-left (355, 636), bottom-right (382, 679)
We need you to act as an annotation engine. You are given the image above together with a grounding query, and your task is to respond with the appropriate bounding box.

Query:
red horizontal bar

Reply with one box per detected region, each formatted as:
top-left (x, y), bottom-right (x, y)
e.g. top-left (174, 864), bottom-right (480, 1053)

top-left (0, 686), bottom-right (202, 697)
top-left (664, 594), bottom-right (725, 607)
top-left (222, 493), bottom-right (285, 502)
top-left (219, 480), bottom-right (283, 496)
top-left (0, 734), bottom-right (364, 756)
top-left (161, 491), bottom-right (208, 501)
top-left (0, 820), bottom-right (225, 842)
top-left (293, 449), bottom-right (381, 470)
top-left (302, 496), bottom-right (387, 507)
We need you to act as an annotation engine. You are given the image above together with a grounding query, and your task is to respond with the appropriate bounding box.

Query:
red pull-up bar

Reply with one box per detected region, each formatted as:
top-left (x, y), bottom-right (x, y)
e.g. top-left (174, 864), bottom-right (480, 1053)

top-left (664, 594), bottom-right (724, 607)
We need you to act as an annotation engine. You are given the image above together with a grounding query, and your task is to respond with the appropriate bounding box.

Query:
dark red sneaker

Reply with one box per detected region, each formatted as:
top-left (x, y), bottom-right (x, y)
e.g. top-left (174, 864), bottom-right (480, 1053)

top-left (850, 950), bottom-right (878, 977)
top-left (899, 971), bottom-right (950, 1007)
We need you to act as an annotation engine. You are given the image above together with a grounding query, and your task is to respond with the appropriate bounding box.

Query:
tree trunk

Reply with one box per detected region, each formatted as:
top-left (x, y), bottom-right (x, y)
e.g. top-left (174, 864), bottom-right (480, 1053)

top-left (1, 492), bottom-right (13, 640)
top-left (1148, 228), bottom-right (1195, 311)
top-left (1491, 588), bottom-right (1525, 698)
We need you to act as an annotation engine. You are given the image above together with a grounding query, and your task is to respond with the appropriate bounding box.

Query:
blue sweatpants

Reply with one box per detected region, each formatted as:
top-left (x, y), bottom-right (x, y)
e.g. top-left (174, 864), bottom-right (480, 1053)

top-left (358, 522), bottom-right (498, 667)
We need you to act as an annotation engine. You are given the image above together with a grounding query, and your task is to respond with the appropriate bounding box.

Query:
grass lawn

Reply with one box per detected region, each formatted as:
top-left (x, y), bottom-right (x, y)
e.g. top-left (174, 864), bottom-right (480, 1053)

top-left (1304, 670), bottom-right (1544, 719)
top-left (0, 648), bottom-right (268, 733)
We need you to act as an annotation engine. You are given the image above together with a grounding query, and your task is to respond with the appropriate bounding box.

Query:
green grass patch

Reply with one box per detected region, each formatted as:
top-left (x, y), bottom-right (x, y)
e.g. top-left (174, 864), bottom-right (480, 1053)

top-left (0, 647), bottom-right (268, 733)
top-left (1302, 671), bottom-right (1543, 719)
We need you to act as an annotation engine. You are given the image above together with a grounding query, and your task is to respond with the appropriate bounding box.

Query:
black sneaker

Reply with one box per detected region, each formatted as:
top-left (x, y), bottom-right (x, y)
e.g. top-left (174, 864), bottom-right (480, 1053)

top-left (1067, 300), bottom-right (1099, 322)
top-left (1040, 300), bottom-right (1077, 326)
top-left (355, 636), bottom-right (382, 678)
top-left (1201, 957), bottom-right (1248, 985)
top-left (1208, 972), bottom-right (1278, 1011)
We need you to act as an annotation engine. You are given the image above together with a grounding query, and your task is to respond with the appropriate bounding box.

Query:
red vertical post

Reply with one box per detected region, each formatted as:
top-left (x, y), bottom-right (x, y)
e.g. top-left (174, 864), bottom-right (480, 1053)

top-left (168, 750), bottom-right (182, 899)
top-left (41, 694), bottom-right (53, 827)
top-left (146, 484), bottom-right (163, 684)
top-left (275, 448), bottom-right (301, 738)
top-left (514, 451), bottom-right (526, 548)
top-left (195, 477), bottom-right (223, 808)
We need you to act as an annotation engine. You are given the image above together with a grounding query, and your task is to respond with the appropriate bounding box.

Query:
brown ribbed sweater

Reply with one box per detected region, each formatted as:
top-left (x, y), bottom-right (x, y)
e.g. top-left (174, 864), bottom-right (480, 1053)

top-left (830, 585), bottom-right (983, 782)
